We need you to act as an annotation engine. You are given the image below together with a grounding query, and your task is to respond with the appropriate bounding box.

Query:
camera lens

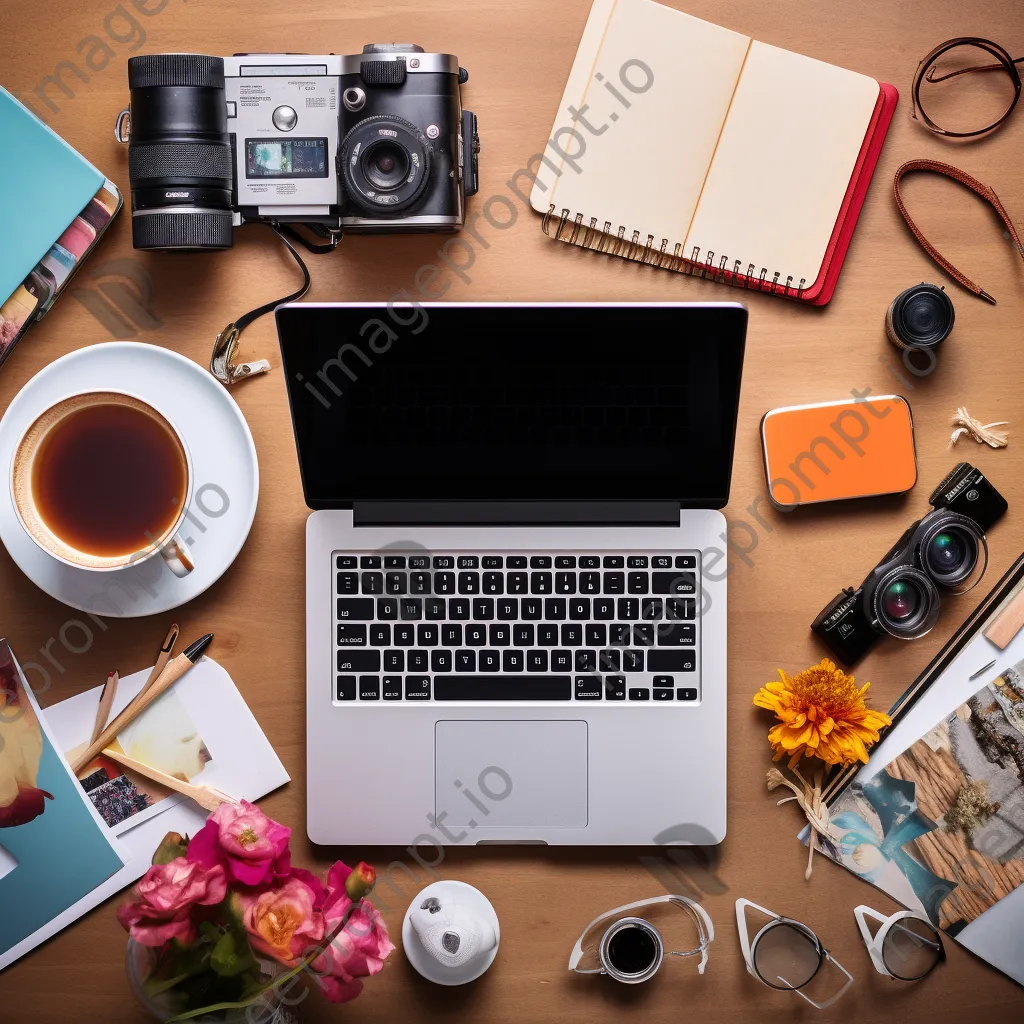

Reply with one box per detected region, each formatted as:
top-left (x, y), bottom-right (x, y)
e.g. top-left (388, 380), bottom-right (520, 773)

top-left (885, 283), bottom-right (955, 353)
top-left (126, 54), bottom-right (234, 250)
top-left (920, 513), bottom-right (985, 589)
top-left (364, 141), bottom-right (411, 191)
top-left (340, 115), bottom-right (431, 215)
top-left (927, 531), bottom-right (967, 574)
top-left (882, 579), bottom-right (919, 621)
top-left (872, 567), bottom-right (941, 640)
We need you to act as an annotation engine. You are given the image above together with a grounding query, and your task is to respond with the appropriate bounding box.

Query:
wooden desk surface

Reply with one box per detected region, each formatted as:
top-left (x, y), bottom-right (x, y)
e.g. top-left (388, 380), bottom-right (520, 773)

top-left (2, 0), bottom-right (1024, 1020)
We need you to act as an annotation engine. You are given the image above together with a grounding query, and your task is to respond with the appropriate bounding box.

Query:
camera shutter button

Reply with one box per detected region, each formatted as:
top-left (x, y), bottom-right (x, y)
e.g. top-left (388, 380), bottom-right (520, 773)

top-left (272, 105), bottom-right (298, 131)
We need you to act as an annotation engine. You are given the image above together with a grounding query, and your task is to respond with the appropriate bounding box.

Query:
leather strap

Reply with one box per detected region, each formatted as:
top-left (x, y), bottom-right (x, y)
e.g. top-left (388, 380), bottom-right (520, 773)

top-left (893, 158), bottom-right (1024, 304)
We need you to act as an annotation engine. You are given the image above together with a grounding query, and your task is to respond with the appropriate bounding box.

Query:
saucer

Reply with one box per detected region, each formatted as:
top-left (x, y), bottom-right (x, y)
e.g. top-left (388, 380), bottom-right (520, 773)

top-left (402, 880), bottom-right (500, 986)
top-left (0, 342), bottom-right (259, 617)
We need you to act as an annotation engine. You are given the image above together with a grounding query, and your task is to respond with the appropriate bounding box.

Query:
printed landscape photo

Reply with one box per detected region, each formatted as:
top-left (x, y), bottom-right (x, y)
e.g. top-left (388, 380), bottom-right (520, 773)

top-left (825, 669), bottom-right (1024, 933)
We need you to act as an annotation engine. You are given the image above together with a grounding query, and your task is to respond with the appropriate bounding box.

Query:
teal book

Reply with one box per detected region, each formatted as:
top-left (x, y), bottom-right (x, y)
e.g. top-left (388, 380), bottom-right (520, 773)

top-left (0, 639), bottom-right (125, 964)
top-left (0, 88), bottom-right (105, 302)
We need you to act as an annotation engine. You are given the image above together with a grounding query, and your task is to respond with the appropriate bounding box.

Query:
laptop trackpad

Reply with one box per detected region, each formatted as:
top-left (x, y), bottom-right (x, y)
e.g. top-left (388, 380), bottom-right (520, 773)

top-left (435, 720), bottom-right (588, 829)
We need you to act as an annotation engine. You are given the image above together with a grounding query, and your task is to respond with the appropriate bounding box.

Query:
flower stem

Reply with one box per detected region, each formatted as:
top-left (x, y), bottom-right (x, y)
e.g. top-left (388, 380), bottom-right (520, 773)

top-left (804, 765), bottom-right (824, 881)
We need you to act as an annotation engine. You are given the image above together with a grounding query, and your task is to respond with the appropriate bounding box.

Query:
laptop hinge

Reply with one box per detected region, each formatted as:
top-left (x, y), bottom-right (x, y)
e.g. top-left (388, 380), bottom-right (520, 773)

top-left (353, 501), bottom-right (681, 527)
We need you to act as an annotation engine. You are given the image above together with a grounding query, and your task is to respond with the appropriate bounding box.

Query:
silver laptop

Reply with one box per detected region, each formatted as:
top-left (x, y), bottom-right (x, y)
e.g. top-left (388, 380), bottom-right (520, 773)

top-left (277, 302), bottom-right (746, 847)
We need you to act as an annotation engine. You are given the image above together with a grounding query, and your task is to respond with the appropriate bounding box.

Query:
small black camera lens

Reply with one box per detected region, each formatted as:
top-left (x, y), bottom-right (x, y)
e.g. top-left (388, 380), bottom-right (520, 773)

top-left (885, 283), bottom-right (955, 353)
top-left (872, 567), bottom-right (940, 640)
top-left (364, 140), bottom-right (411, 191)
top-left (125, 54), bottom-right (234, 250)
top-left (340, 115), bottom-right (431, 215)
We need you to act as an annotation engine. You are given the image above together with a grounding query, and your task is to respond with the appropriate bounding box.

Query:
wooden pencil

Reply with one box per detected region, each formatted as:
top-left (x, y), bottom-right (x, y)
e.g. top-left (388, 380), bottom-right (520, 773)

top-left (70, 633), bottom-right (213, 774)
top-left (102, 747), bottom-right (235, 812)
top-left (88, 671), bottom-right (118, 747)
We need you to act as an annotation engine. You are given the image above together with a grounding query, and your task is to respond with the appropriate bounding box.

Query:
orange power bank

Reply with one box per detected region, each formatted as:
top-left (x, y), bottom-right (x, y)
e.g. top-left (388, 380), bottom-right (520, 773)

top-left (760, 396), bottom-right (917, 508)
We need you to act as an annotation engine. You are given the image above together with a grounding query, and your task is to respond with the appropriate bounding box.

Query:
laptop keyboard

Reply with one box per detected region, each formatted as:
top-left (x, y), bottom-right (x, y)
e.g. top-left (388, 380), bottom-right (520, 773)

top-left (333, 552), bottom-right (701, 704)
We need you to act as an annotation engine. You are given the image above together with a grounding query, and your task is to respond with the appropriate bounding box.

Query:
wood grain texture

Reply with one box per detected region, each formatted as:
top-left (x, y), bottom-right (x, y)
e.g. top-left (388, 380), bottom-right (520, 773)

top-left (889, 741), bottom-right (1024, 929)
top-left (1, 0), bottom-right (1024, 1020)
top-left (984, 588), bottom-right (1024, 649)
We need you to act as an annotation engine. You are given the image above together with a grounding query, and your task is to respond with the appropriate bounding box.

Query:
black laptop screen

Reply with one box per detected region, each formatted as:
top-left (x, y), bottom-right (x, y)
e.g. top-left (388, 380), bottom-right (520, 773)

top-left (277, 304), bottom-right (746, 508)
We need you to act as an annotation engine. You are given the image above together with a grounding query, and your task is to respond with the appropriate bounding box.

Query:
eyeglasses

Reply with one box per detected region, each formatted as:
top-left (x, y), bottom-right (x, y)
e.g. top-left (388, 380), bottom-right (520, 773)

top-left (913, 37), bottom-right (1024, 137)
top-left (854, 906), bottom-right (945, 981)
top-left (735, 899), bottom-right (853, 1008)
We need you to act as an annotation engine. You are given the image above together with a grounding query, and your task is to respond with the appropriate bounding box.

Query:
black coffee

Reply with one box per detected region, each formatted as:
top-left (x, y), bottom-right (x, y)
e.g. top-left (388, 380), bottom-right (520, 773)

top-left (31, 401), bottom-right (187, 558)
top-left (607, 924), bottom-right (658, 975)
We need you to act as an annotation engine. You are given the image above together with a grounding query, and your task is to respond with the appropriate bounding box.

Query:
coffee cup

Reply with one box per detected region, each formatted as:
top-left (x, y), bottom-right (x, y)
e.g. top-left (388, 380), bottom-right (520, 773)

top-left (10, 390), bottom-right (195, 577)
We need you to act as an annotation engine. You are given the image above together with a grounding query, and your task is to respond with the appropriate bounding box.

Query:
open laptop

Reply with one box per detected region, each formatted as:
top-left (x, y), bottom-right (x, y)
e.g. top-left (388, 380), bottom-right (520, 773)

top-left (278, 302), bottom-right (746, 846)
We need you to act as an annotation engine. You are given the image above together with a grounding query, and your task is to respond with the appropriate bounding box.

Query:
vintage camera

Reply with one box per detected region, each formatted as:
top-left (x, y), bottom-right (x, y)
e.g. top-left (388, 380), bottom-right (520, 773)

top-left (116, 46), bottom-right (479, 250)
top-left (811, 463), bottom-right (1008, 665)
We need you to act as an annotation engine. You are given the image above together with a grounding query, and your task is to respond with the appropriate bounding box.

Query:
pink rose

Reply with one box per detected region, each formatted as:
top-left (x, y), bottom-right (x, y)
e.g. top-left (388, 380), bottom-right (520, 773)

top-left (187, 800), bottom-right (291, 887)
top-left (309, 863), bottom-right (394, 1003)
top-left (241, 877), bottom-right (326, 966)
top-left (287, 866), bottom-right (327, 911)
top-left (117, 858), bottom-right (227, 947)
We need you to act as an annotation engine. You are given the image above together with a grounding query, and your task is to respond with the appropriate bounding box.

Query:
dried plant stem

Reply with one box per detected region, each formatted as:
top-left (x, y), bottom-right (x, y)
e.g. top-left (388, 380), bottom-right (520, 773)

top-left (767, 764), bottom-right (835, 880)
top-left (949, 407), bottom-right (1008, 449)
top-left (805, 766), bottom-right (823, 880)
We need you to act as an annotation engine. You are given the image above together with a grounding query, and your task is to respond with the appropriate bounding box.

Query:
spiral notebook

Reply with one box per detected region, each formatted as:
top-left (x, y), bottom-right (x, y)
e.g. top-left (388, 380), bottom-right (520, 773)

top-left (530, 0), bottom-right (898, 304)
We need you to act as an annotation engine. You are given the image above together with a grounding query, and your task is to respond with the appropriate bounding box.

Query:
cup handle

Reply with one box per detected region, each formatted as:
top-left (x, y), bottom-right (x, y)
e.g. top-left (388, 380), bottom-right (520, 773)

top-left (160, 534), bottom-right (194, 578)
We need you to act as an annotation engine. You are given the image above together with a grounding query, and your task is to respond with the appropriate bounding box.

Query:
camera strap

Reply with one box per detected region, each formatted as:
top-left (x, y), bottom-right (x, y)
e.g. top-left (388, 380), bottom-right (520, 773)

top-left (210, 222), bottom-right (340, 386)
top-left (893, 159), bottom-right (1024, 304)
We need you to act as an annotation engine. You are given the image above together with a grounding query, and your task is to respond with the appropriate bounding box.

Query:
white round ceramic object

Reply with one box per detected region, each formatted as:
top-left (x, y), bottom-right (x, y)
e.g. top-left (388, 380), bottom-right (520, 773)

top-left (0, 342), bottom-right (259, 617)
top-left (402, 880), bottom-right (500, 986)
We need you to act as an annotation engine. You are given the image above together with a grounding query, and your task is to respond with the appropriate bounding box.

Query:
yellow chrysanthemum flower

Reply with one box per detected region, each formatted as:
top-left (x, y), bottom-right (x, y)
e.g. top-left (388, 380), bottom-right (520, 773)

top-left (753, 658), bottom-right (892, 769)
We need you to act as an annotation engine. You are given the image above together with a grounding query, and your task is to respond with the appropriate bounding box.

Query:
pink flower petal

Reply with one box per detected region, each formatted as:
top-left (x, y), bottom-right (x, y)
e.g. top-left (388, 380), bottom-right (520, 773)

top-left (186, 821), bottom-right (225, 871)
top-left (289, 867), bottom-right (327, 911)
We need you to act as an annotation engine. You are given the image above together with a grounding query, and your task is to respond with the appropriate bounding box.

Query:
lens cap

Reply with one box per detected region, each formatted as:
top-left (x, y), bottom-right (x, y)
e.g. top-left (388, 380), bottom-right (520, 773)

top-left (886, 283), bottom-right (955, 351)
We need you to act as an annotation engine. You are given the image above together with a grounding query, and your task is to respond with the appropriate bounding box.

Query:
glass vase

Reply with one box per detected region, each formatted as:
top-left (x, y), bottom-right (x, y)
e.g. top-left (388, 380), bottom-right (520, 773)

top-left (126, 939), bottom-right (299, 1024)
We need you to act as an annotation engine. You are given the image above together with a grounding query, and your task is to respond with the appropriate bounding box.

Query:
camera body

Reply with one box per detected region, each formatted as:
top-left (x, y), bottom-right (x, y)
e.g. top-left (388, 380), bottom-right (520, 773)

top-left (337, 44), bottom-right (479, 231)
top-left (121, 46), bottom-right (479, 250)
top-left (224, 54), bottom-right (345, 231)
top-left (812, 463), bottom-right (1008, 664)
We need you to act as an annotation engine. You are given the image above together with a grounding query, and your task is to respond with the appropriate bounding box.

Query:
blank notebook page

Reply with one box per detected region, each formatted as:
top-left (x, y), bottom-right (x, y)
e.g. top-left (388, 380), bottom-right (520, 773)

top-left (685, 41), bottom-right (880, 286)
top-left (532, 0), bottom-right (749, 244)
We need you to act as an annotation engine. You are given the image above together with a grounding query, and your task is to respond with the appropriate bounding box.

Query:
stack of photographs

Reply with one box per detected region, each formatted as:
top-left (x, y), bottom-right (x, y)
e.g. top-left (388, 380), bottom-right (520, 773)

top-left (0, 181), bottom-right (121, 368)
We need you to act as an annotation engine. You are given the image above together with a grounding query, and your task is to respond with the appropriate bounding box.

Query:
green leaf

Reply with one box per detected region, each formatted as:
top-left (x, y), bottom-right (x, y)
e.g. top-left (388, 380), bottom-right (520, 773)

top-left (224, 892), bottom-right (247, 927)
top-left (210, 931), bottom-right (256, 978)
top-left (152, 832), bottom-right (189, 866)
top-left (144, 970), bottom-right (193, 1000)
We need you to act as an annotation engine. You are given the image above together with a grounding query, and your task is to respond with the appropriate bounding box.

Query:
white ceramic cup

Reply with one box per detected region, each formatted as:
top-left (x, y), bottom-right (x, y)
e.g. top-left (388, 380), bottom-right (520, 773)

top-left (10, 390), bottom-right (195, 577)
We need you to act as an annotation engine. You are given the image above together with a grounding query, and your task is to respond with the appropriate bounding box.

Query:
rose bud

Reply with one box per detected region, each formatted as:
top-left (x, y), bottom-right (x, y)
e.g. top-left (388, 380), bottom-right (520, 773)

top-left (345, 862), bottom-right (377, 901)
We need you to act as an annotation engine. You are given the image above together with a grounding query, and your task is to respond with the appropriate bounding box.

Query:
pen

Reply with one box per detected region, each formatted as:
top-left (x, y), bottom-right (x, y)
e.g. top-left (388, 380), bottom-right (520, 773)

top-left (71, 633), bottom-right (213, 773)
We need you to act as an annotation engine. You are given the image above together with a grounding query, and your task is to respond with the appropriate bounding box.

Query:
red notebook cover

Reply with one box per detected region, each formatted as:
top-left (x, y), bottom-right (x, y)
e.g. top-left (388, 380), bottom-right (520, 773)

top-left (799, 82), bottom-right (899, 305)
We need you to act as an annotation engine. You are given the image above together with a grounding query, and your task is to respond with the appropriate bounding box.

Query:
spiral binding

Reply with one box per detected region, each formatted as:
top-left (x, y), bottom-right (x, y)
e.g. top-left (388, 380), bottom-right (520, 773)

top-left (541, 204), bottom-right (808, 300)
